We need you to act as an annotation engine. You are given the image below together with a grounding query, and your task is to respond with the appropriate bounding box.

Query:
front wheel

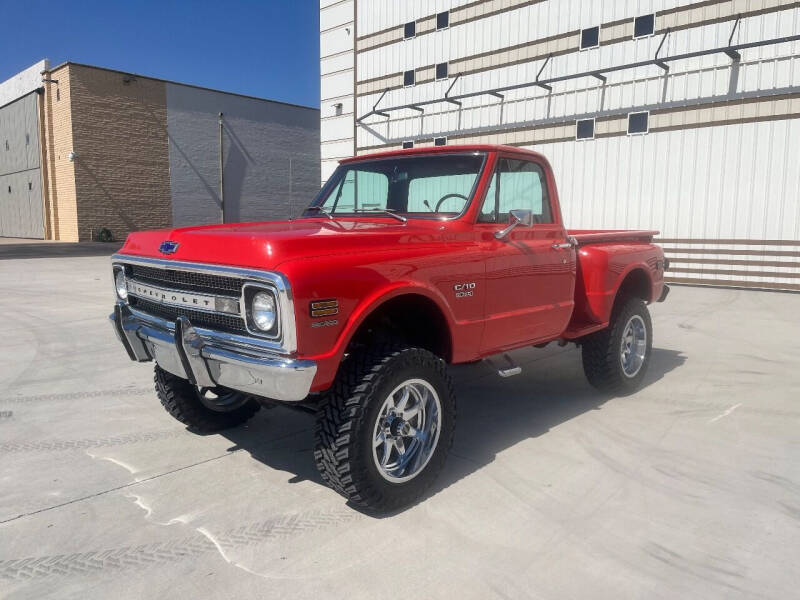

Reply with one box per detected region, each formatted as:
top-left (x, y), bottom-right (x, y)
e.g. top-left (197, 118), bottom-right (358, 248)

top-left (581, 296), bottom-right (653, 394)
top-left (314, 347), bottom-right (456, 512)
top-left (154, 365), bottom-right (260, 432)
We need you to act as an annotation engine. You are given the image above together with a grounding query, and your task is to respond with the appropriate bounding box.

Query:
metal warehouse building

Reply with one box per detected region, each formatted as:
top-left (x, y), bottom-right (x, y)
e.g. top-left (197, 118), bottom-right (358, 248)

top-left (320, 0), bottom-right (800, 291)
top-left (0, 60), bottom-right (320, 242)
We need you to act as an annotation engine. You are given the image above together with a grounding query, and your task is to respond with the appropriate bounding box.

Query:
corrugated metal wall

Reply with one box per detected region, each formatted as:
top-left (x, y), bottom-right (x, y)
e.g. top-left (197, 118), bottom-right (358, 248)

top-left (321, 0), bottom-right (800, 290)
top-left (166, 83), bottom-right (320, 227)
top-left (0, 92), bottom-right (44, 239)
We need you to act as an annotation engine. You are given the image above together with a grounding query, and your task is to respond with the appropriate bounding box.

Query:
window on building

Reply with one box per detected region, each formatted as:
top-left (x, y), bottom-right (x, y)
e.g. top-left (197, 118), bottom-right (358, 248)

top-left (435, 62), bottom-right (448, 80)
top-left (404, 21), bottom-right (416, 40)
top-left (437, 11), bottom-right (449, 30)
top-left (4, 140), bottom-right (8, 151)
top-left (26, 133), bottom-right (30, 145)
top-left (434, 137), bottom-right (447, 146)
top-left (633, 14), bottom-right (655, 38)
top-left (28, 182), bottom-right (32, 190)
top-left (402, 141), bottom-right (414, 149)
top-left (56, 88), bottom-right (60, 101)
top-left (478, 159), bottom-right (552, 224)
top-left (580, 26), bottom-right (600, 50)
top-left (628, 111), bottom-right (649, 135)
top-left (576, 118), bottom-right (595, 140)
top-left (333, 102), bottom-right (343, 116)
top-left (404, 69), bottom-right (415, 87)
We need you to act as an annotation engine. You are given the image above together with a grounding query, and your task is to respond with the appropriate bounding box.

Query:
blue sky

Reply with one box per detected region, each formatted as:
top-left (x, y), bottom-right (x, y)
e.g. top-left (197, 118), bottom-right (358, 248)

top-left (0, 0), bottom-right (320, 108)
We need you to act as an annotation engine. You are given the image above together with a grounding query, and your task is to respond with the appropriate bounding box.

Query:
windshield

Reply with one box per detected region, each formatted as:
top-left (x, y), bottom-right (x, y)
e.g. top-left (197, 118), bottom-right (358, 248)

top-left (307, 153), bottom-right (486, 219)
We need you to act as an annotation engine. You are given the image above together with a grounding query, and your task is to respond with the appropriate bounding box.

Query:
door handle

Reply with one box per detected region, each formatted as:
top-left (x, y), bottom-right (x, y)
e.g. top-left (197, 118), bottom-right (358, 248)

top-left (551, 242), bottom-right (573, 250)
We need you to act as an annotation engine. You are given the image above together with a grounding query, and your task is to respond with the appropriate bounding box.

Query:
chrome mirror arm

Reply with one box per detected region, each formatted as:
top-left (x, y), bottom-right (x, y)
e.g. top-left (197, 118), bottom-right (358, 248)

top-left (494, 209), bottom-right (534, 240)
top-left (495, 217), bottom-right (521, 240)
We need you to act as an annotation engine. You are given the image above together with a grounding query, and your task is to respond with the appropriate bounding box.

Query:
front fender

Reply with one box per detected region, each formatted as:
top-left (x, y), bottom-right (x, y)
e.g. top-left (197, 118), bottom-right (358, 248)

top-left (277, 250), bottom-right (464, 392)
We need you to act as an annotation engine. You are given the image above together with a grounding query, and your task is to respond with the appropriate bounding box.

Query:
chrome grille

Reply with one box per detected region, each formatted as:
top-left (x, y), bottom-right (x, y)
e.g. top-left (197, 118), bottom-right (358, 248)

top-left (130, 297), bottom-right (247, 334)
top-left (128, 264), bottom-right (242, 295)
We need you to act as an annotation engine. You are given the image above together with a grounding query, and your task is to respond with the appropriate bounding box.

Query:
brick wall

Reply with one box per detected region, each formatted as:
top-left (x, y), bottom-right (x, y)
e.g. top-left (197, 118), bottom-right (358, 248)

top-left (68, 65), bottom-right (171, 242)
top-left (42, 64), bottom-right (79, 241)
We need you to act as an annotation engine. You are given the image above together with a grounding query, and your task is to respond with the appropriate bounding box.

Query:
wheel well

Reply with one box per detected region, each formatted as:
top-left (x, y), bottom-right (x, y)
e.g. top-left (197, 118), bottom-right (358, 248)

top-left (616, 268), bottom-right (652, 304)
top-left (347, 294), bottom-right (452, 362)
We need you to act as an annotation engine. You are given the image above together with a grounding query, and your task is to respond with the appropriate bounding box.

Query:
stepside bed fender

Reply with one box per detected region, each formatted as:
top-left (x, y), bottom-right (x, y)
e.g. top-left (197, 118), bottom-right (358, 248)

top-left (577, 244), bottom-right (659, 325)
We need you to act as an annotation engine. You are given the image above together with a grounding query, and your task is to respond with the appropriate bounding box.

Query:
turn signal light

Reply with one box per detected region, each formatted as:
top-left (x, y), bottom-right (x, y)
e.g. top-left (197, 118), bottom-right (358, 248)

top-left (310, 299), bottom-right (339, 317)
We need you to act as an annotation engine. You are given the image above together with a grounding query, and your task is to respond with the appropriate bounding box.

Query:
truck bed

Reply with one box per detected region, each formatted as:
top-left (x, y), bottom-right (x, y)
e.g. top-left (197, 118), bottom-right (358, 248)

top-left (568, 230), bottom-right (660, 245)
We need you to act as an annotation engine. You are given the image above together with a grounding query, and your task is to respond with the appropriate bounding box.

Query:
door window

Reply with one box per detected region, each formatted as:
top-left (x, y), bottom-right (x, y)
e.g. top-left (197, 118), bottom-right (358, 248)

top-left (478, 159), bottom-right (552, 224)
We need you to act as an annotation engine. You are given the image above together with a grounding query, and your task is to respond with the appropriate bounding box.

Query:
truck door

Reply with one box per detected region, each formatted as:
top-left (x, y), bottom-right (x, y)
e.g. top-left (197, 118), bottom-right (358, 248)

top-left (476, 156), bottom-right (576, 353)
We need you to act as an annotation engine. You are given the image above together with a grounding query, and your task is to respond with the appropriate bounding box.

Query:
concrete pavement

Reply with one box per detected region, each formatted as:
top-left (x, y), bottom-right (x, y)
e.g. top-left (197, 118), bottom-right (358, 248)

top-left (1, 252), bottom-right (799, 599)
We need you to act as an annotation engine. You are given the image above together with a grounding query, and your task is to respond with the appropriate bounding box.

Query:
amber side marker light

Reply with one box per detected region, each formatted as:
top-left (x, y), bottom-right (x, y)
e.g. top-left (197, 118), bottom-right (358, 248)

top-left (310, 299), bottom-right (339, 317)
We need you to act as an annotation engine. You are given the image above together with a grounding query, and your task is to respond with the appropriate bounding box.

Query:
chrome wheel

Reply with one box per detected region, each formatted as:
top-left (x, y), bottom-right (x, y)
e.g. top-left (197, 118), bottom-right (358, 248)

top-left (196, 386), bottom-right (250, 412)
top-left (620, 314), bottom-right (647, 378)
top-left (372, 378), bottom-right (442, 483)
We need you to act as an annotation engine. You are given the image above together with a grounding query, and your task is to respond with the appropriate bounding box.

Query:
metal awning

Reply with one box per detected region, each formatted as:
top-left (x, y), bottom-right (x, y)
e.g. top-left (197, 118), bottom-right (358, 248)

top-left (357, 25), bottom-right (800, 124)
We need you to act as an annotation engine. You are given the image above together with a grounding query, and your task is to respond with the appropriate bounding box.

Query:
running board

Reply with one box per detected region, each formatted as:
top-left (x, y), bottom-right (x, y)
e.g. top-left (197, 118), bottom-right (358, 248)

top-left (485, 353), bottom-right (522, 378)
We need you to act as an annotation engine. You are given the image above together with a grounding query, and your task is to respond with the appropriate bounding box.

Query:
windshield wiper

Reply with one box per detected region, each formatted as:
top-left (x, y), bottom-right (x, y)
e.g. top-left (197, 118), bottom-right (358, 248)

top-left (352, 208), bottom-right (408, 223)
top-left (302, 206), bottom-right (334, 220)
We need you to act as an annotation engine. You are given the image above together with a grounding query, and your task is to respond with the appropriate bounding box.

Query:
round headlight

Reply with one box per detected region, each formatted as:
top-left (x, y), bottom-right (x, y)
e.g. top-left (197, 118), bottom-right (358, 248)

top-left (252, 292), bottom-right (276, 331)
top-left (115, 269), bottom-right (128, 300)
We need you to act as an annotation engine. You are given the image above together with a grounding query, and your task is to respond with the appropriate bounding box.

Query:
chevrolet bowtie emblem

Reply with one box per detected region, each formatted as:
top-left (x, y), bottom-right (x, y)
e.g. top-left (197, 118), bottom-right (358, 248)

top-left (159, 240), bottom-right (180, 254)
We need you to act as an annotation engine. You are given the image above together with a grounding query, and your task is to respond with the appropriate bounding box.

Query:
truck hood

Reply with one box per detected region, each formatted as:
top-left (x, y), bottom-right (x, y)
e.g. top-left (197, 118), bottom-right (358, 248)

top-left (118, 218), bottom-right (449, 270)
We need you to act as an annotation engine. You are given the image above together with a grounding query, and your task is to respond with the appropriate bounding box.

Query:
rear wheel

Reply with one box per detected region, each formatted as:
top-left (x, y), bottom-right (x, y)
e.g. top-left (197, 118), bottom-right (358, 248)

top-left (582, 296), bottom-right (653, 394)
top-left (314, 347), bottom-right (455, 512)
top-left (154, 365), bottom-right (260, 432)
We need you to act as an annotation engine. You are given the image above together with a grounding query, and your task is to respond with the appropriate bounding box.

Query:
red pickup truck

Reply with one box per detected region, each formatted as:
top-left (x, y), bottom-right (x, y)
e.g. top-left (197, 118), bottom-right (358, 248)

top-left (110, 144), bottom-right (668, 511)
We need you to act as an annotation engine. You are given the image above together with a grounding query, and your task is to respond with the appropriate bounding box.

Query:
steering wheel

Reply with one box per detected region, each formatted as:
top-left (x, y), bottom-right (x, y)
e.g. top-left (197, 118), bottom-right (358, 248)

top-left (434, 193), bottom-right (469, 213)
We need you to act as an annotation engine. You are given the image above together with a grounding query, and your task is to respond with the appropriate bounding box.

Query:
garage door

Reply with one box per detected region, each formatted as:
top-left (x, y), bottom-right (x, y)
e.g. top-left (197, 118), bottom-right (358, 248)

top-left (0, 93), bottom-right (44, 239)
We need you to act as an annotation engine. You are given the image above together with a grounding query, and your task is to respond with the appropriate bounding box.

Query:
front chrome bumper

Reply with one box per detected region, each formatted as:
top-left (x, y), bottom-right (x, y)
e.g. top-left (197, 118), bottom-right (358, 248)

top-left (110, 302), bottom-right (316, 402)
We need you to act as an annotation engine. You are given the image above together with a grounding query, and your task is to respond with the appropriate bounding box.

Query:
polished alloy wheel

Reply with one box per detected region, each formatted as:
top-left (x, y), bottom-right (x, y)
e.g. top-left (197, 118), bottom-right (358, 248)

top-left (620, 314), bottom-right (647, 378)
top-left (372, 378), bottom-right (442, 483)
top-left (196, 386), bottom-right (250, 412)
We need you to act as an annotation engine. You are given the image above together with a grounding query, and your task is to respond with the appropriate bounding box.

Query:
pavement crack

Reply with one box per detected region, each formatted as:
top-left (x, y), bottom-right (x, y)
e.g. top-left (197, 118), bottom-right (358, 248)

top-left (0, 451), bottom-right (239, 525)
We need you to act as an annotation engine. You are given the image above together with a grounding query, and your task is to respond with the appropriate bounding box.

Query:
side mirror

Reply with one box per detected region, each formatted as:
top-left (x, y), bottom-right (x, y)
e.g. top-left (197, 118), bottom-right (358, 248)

top-left (494, 209), bottom-right (534, 240)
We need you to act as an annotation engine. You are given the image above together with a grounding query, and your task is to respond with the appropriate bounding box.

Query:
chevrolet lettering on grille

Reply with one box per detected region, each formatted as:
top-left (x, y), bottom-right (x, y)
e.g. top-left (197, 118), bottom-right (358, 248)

top-left (127, 281), bottom-right (216, 310)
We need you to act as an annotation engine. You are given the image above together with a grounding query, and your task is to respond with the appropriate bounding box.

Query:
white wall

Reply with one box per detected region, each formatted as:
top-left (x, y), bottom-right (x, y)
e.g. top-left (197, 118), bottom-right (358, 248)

top-left (323, 0), bottom-right (800, 289)
top-left (0, 59), bottom-right (49, 108)
top-left (320, 0), bottom-right (356, 184)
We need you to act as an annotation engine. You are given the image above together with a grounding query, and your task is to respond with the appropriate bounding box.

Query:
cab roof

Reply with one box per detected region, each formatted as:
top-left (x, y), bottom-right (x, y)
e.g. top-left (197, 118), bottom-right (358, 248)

top-left (339, 144), bottom-right (546, 163)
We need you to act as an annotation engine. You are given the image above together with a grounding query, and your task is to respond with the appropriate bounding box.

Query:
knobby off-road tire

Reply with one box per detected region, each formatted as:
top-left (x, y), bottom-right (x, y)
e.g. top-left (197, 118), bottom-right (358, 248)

top-left (314, 347), bottom-right (456, 512)
top-left (582, 296), bottom-right (653, 394)
top-left (154, 365), bottom-right (260, 433)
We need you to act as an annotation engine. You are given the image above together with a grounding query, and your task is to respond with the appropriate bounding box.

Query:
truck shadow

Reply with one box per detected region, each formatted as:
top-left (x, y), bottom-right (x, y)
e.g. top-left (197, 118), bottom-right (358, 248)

top-left (218, 345), bottom-right (687, 514)
top-left (0, 241), bottom-right (122, 259)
